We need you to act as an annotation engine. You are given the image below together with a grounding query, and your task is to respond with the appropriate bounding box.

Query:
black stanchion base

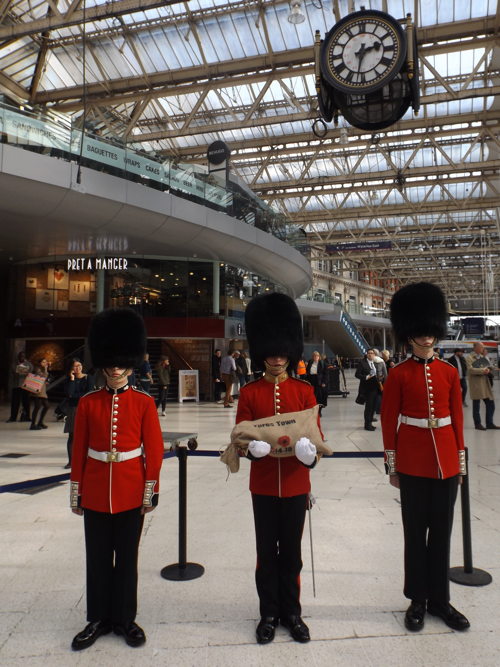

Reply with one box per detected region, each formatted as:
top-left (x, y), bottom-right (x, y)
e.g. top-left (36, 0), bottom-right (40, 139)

top-left (161, 563), bottom-right (205, 581)
top-left (449, 566), bottom-right (492, 586)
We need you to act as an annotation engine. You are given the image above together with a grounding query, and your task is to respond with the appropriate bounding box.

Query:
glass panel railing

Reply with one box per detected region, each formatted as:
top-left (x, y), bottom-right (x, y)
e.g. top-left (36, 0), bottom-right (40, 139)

top-left (0, 103), bottom-right (305, 254)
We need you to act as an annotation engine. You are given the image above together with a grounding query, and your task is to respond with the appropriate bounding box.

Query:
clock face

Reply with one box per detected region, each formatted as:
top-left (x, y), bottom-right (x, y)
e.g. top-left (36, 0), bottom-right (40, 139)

top-left (321, 10), bottom-right (406, 95)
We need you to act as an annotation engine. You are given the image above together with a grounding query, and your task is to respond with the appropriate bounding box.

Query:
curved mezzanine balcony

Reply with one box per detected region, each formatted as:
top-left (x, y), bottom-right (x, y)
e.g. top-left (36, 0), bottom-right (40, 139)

top-left (0, 104), bottom-right (311, 298)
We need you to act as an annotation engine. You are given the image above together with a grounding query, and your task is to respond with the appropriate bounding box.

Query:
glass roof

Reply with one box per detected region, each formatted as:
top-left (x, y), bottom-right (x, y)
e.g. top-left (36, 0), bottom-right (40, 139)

top-left (0, 0), bottom-right (498, 298)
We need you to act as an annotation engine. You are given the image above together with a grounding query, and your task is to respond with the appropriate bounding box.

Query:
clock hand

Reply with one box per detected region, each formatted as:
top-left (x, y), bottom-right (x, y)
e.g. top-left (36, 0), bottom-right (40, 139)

top-left (363, 41), bottom-right (381, 54)
top-left (354, 43), bottom-right (366, 59)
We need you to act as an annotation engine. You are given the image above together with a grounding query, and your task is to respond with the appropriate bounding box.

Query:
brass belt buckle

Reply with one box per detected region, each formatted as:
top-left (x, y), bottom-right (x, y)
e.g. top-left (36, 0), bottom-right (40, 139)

top-left (106, 451), bottom-right (117, 462)
top-left (428, 418), bottom-right (438, 428)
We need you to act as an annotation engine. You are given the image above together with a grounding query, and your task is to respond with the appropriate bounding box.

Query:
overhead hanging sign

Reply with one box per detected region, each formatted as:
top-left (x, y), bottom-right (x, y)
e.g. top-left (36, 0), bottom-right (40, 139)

top-left (327, 241), bottom-right (392, 253)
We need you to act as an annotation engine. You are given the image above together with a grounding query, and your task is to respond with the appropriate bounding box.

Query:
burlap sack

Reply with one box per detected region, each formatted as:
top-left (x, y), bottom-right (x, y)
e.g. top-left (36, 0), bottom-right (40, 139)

top-left (220, 405), bottom-right (332, 473)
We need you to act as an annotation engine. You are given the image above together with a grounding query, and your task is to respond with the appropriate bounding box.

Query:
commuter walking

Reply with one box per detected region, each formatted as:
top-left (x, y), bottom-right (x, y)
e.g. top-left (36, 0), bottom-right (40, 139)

top-left (447, 348), bottom-right (468, 407)
top-left (220, 350), bottom-right (237, 408)
top-left (63, 359), bottom-right (93, 468)
top-left (6, 351), bottom-right (32, 422)
top-left (212, 349), bottom-right (223, 403)
top-left (466, 342), bottom-right (497, 430)
top-left (156, 356), bottom-right (171, 416)
top-left (138, 353), bottom-right (153, 394)
top-left (25, 358), bottom-right (50, 431)
top-left (355, 350), bottom-right (385, 430)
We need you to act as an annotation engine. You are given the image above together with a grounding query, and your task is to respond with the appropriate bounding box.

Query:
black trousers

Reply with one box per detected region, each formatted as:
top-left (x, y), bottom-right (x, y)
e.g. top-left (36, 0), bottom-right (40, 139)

top-left (31, 397), bottom-right (49, 426)
top-left (9, 387), bottom-right (31, 420)
top-left (399, 473), bottom-right (459, 605)
top-left (459, 378), bottom-right (467, 403)
top-left (252, 493), bottom-right (307, 618)
top-left (83, 507), bottom-right (144, 626)
top-left (156, 385), bottom-right (168, 411)
top-left (364, 389), bottom-right (378, 427)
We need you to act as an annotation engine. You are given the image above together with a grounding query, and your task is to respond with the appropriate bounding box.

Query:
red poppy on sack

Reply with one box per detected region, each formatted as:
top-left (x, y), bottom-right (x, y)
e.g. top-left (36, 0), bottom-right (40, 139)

top-left (277, 435), bottom-right (290, 448)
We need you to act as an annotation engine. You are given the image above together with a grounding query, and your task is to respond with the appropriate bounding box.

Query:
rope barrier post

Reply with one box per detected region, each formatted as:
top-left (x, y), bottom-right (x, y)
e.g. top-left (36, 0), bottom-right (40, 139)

top-left (161, 438), bottom-right (204, 582)
top-left (449, 447), bottom-right (492, 586)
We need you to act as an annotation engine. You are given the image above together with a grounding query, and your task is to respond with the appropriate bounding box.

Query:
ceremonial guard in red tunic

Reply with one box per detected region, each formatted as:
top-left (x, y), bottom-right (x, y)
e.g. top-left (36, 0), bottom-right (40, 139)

top-left (70, 308), bottom-right (164, 650)
top-left (236, 293), bottom-right (321, 644)
top-left (381, 283), bottom-right (469, 632)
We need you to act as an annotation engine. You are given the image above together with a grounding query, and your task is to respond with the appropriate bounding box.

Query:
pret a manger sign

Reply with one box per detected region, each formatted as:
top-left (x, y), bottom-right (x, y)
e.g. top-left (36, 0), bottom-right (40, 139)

top-left (67, 257), bottom-right (128, 271)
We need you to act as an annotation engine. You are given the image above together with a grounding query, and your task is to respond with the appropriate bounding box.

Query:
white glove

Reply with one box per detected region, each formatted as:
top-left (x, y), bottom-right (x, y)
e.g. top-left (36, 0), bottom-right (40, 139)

top-left (295, 437), bottom-right (317, 465)
top-left (248, 440), bottom-right (271, 458)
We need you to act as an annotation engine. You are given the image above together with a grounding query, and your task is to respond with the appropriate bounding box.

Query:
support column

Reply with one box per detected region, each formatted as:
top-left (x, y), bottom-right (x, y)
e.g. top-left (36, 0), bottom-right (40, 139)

top-left (212, 261), bottom-right (220, 315)
top-left (95, 269), bottom-right (105, 313)
top-left (382, 327), bottom-right (386, 350)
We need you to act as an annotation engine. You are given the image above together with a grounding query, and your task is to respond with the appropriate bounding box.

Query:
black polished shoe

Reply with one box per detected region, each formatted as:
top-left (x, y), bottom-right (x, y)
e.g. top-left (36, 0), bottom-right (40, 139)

top-left (364, 425), bottom-right (376, 431)
top-left (280, 615), bottom-right (310, 643)
top-left (427, 602), bottom-right (470, 631)
top-left (486, 424), bottom-right (500, 429)
top-left (256, 616), bottom-right (278, 644)
top-left (6, 418), bottom-right (16, 423)
top-left (404, 601), bottom-right (425, 632)
top-left (114, 621), bottom-right (146, 647)
top-left (29, 424), bottom-right (41, 430)
top-left (475, 424), bottom-right (487, 431)
top-left (71, 620), bottom-right (112, 651)
top-left (38, 423), bottom-right (48, 429)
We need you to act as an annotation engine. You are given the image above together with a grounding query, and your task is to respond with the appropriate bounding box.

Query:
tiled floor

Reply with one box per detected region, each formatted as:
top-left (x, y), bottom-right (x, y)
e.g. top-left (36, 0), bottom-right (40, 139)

top-left (1, 371), bottom-right (499, 666)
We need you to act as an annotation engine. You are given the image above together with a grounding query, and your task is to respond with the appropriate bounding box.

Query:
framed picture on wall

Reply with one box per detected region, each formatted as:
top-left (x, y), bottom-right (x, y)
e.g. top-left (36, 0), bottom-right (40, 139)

top-left (57, 299), bottom-right (68, 311)
top-left (26, 277), bottom-right (37, 288)
top-left (47, 267), bottom-right (69, 290)
top-left (35, 289), bottom-right (56, 310)
top-left (69, 281), bottom-right (90, 301)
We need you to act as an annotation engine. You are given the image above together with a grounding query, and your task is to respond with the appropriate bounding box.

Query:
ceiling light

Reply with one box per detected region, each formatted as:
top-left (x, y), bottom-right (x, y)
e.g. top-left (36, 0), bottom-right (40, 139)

top-left (288, 1), bottom-right (305, 24)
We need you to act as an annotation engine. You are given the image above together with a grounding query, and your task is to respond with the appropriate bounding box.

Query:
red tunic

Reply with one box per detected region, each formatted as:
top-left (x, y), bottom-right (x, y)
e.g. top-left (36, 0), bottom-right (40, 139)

top-left (381, 357), bottom-right (464, 479)
top-left (236, 375), bottom-right (318, 497)
top-left (71, 385), bottom-right (164, 513)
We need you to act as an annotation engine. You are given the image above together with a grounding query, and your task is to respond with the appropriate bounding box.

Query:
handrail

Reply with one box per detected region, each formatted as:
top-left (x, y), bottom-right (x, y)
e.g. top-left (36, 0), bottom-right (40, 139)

top-left (162, 341), bottom-right (194, 371)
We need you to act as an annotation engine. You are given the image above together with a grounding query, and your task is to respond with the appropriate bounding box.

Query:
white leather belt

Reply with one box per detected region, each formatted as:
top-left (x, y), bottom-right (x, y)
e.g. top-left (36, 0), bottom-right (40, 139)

top-left (88, 447), bottom-right (143, 463)
top-left (400, 415), bottom-right (451, 429)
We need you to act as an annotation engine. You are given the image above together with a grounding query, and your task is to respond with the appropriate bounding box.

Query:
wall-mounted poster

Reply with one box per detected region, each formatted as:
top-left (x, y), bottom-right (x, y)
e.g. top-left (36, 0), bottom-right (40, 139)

top-left (57, 299), bottom-right (68, 311)
top-left (26, 276), bottom-right (37, 288)
top-left (178, 370), bottom-right (199, 403)
top-left (47, 267), bottom-right (69, 290)
top-left (35, 289), bottom-right (56, 310)
top-left (69, 281), bottom-right (90, 301)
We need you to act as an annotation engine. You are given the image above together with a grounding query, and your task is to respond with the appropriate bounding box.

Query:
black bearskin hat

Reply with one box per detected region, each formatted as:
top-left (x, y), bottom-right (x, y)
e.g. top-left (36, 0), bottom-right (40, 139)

top-left (245, 293), bottom-right (303, 371)
top-left (390, 282), bottom-right (448, 344)
top-left (88, 308), bottom-right (146, 369)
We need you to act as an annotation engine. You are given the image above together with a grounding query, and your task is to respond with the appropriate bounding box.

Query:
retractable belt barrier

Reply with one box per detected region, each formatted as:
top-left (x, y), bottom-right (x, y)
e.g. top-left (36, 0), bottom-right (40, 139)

top-left (4, 447), bottom-right (491, 591)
